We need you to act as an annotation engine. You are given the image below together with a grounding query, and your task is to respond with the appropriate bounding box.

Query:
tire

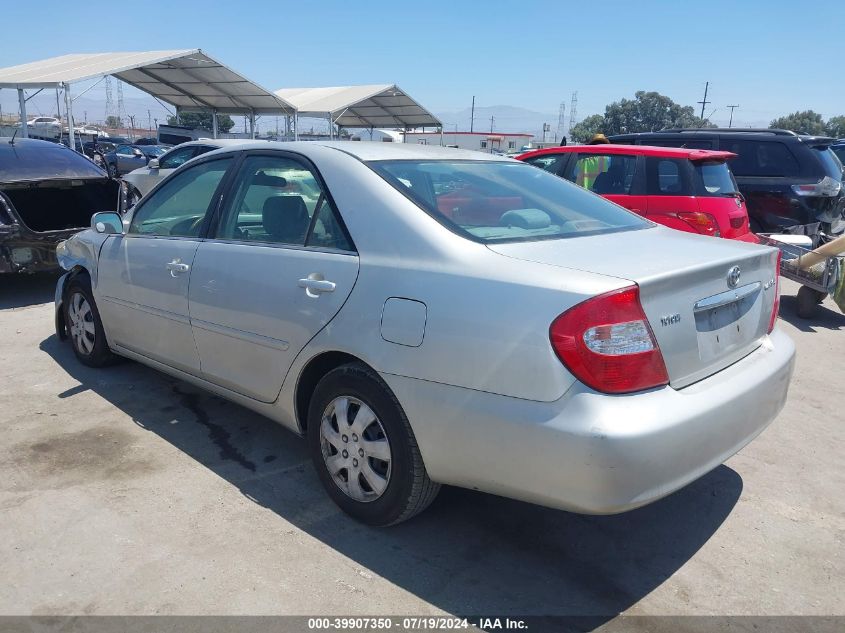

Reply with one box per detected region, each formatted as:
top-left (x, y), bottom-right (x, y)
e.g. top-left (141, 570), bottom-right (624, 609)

top-left (796, 285), bottom-right (820, 319)
top-left (307, 362), bottom-right (440, 526)
top-left (64, 275), bottom-right (118, 367)
top-left (107, 162), bottom-right (118, 178)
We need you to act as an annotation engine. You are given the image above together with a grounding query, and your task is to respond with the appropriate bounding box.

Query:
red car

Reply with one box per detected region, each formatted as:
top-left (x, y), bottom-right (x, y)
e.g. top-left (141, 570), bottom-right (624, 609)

top-left (517, 144), bottom-right (756, 242)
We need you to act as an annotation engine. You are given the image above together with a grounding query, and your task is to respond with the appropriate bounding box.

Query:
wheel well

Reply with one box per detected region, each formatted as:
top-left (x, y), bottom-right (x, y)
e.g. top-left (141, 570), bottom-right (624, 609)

top-left (295, 351), bottom-right (363, 433)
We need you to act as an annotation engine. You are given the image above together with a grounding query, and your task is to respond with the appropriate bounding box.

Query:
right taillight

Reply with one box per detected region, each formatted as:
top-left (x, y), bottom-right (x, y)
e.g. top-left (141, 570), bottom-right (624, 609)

top-left (676, 211), bottom-right (721, 237)
top-left (550, 285), bottom-right (669, 394)
top-left (768, 250), bottom-right (782, 333)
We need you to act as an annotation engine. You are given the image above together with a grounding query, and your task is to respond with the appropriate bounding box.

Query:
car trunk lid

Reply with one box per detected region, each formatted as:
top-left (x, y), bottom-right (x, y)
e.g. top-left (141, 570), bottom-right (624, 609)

top-left (489, 227), bottom-right (779, 389)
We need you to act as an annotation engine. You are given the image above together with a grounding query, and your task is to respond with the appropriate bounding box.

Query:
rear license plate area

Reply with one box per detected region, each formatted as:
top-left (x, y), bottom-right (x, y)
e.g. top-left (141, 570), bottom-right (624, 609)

top-left (694, 283), bottom-right (762, 362)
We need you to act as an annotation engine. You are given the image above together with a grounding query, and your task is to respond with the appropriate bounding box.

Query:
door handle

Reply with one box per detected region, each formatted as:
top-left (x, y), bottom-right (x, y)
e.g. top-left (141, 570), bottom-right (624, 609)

top-left (298, 277), bottom-right (336, 296)
top-left (166, 259), bottom-right (190, 277)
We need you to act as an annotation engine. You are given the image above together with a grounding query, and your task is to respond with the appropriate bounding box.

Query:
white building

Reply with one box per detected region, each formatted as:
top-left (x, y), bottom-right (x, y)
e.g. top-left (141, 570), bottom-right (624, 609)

top-left (350, 129), bottom-right (404, 142)
top-left (403, 131), bottom-right (534, 153)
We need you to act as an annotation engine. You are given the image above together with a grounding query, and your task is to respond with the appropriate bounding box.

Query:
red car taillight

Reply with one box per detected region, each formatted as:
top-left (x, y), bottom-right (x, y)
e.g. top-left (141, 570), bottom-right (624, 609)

top-left (550, 285), bottom-right (669, 394)
top-left (676, 211), bottom-right (721, 237)
top-left (768, 250), bottom-right (782, 334)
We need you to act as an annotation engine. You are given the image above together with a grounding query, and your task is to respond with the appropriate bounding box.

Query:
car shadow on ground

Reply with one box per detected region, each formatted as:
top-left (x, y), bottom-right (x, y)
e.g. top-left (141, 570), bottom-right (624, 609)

top-left (778, 294), bottom-right (845, 332)
top-left (0, 272), bottom-right (60, 309)
top-left (40, 334), bottom-right (742, 623)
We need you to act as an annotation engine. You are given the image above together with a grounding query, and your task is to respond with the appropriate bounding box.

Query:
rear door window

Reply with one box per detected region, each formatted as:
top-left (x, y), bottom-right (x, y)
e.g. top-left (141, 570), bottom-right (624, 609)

top-left (158, 146), bottom-right (197, 169)
top-left (719, 140), bottom-right (800, 177)
top-left (567, 153), bottom-right (637, 194)
top-left (646, 158), bottom-right (693, 195)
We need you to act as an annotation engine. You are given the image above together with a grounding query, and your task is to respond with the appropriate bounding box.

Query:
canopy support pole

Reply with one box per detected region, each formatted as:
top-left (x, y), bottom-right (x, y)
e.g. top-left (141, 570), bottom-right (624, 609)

top-left (212, 110), bottom-right (218, 139)
top-left (328, 115), bottom-right (333, 140)
top-left (17, 89), bottom-right (28, 138)
top-left (249, 110), bottom-right (255, 139)
top-left (64, 83), bottom-right (75, 150)
top-left (294, 111), bottom-right (299, 141)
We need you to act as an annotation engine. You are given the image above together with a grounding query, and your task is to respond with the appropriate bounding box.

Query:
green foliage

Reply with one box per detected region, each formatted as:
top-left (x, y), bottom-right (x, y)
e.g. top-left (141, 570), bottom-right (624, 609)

top-left (600, 91), bottom-right (711, 136)
top-left (166, 111), bottom-right (235, 133)
top-left (825, 115), bottom-right (845, 139)
top-left (569, 114), bottom-right (606, 143)
top-left (769, 110), bottom-right (827, 135)
top-left (105, 115), bottom-right (121, 128)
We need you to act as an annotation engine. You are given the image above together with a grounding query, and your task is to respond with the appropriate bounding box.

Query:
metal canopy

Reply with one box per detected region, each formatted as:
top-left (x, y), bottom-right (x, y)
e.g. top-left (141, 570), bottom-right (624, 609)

top-left (0, 49), bottom-right (296, 115)
top-left (274, 84), bottom-right (441, 128)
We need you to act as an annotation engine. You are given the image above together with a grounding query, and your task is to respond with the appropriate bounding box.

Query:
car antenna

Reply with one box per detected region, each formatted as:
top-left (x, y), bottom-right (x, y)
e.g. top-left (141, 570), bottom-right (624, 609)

top-left (8, 129), bottom-right (18, 145)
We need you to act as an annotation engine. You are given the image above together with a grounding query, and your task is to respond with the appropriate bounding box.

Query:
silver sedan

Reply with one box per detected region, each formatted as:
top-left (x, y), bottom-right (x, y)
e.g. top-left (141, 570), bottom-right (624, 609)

top-left (54, 142), bottom-right (795, 525)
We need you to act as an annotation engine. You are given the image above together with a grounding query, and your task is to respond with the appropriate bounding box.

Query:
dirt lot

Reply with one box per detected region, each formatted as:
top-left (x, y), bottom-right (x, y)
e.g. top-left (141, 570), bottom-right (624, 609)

top-left (0, 273), bottom-right (842, 619)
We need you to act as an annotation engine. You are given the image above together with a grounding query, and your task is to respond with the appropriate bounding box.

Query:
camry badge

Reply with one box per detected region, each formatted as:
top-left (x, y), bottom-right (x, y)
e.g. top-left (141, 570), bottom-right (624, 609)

top-left (727, 266), bottom-right (741, 288)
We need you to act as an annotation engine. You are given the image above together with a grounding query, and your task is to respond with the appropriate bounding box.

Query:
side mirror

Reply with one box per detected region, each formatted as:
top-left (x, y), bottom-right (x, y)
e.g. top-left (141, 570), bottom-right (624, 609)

top-left (133, 149), bottom-right (143, 156)
top-left (92, 212), bottom-right (124, 235)
top-left (147, 158), bottom-right (160, 169)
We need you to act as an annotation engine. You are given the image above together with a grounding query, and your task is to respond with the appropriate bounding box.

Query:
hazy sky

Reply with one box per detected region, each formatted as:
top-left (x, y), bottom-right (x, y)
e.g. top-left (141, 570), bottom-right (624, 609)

top-left (1, 0), bottom-right (843, 129)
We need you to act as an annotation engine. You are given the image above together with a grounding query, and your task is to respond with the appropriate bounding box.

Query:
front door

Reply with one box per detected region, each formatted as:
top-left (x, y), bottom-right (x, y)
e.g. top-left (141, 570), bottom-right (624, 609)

top-left (95, 156), bottom-right (234, 373)
top-left (188, 152), bottom-right (359, 402)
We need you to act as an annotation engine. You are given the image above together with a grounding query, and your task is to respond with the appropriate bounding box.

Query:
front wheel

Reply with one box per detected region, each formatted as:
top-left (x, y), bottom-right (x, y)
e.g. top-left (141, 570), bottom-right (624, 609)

top-left (64, 276), bottom-right (118, 367)
top-left (307, 363), bottom-right (440, 526)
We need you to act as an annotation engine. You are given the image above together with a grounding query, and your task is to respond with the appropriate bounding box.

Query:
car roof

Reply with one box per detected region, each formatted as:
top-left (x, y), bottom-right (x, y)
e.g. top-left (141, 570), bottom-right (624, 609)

top-left (196, 140), bottom-right (511, 162)
top-left (611, 129), bottom-right (835, 144)
top-left (177, 139), bottom-right (257, 148)
top-left (518, 144), bottom-right (736, 162)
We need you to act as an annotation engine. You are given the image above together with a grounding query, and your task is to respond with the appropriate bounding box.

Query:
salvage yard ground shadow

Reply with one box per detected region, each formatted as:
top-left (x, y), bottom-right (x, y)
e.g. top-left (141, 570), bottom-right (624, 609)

top-left (778, 295), bottom-right (845, 332)
top-left (41, 333), bottom-right (743, 624)
top-left (0, 272), bottom-right (59, 310)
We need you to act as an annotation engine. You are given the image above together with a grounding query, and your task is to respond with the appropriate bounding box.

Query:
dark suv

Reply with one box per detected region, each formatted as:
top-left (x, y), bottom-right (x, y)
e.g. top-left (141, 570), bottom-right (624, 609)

top-left (609, 129), bottom-right (845, 235)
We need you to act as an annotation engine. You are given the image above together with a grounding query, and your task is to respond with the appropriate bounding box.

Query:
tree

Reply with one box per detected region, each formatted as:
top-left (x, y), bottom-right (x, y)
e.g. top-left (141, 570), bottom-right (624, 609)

top-left (166, 111), bottom-right (235, 133)
top-left (105, 115), bottom-right (121, 129)
top-left (600, 91), bottom-right (710, 136)
top-left (825, 115), bottom-right (845, 139)
top-left (569, 114), bottom-right (606, 143)
top-left (769, 110), bottom-right (826, 135)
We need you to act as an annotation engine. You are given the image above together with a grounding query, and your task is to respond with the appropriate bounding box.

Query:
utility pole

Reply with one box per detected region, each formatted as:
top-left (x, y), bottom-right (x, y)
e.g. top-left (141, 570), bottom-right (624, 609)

top-left (128, 115), bottom-right (136, 140)
top-left (147, 109), bottom-right (152, 133)
top-left (490, 115), bottom-right (494, 133)
top-left (727, 104), bottom-right (739, 128)
top-left (698, 82), bottom-right (711, 120)
top-left (470, 96), bottom-right (475, 133)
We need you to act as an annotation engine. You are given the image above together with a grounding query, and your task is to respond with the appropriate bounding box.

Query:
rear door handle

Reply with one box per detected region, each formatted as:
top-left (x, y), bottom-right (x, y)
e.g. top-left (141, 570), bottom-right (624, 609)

top-left (298, 277), bottom-right (336, 296)
top-left (166, 259), bottom-right (190, 276)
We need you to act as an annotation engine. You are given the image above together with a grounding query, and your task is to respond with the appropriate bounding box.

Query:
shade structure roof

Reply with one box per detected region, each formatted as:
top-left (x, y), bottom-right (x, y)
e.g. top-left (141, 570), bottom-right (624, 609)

top-left (0, 50), bottom-right (295, 115)
top-left (274, 84), bottom-right (441, 128)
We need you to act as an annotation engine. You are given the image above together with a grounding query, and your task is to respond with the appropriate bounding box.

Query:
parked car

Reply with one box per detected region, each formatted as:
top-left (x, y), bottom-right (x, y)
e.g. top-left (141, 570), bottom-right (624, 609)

top-left (54, 142), bottom-right (794, 525)
top-left (82, 140), bottom-right (118, 168)
top-left (103, 144), bottom-right (168, 177)
top-left (0, 137), bottom-right (119, 273)
top-left (131, 137), bottom-right (160, 146)
top-left (831, 140), bottom-right (845, 166)
top-left (123, 139), bottom-right (255, 198)
top-left (518, 144), bottom-right (755, 242)
top-left (19, 116), bottom-right (62, 132)
top-left (609, 129), bottom-right (845, 236)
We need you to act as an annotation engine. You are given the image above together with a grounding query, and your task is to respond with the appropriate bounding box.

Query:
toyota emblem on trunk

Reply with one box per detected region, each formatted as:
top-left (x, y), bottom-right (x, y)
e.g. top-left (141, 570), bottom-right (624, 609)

top-left (727, 266), bottom-right (741, 288)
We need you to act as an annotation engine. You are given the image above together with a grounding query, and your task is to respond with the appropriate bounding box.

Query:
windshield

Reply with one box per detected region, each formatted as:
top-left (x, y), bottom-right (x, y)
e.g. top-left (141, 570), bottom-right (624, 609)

top-left (693, 161), bottom-right (739, 196)
top-left (814, 147), bottom-right (844, 180)
top-left (368, 160), bottom-right (650, 243)
top-left (0, 139), bottom-right (107, 182)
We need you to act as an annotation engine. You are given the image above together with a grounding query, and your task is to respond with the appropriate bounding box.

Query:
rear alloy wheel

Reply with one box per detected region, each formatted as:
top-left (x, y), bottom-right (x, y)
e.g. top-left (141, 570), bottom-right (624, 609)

top-left (307, 363), bottom-right (440, 525)
top-left (64, 277), bottom-right (117, 367)
top-left (107, 162), bottom-right (118, 178)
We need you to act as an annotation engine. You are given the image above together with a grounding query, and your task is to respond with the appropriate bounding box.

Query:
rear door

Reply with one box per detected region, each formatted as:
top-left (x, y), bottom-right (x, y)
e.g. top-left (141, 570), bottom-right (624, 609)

top-left (96, 155), bottom-right (234, 373)
top-left (565, 152), bottom-right (648, 216)
top-left (188, 151), bottom-right (359, 402)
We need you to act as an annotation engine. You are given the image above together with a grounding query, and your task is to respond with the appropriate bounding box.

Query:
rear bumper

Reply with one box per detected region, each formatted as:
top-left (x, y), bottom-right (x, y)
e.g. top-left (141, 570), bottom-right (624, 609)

top-left (383, 328), bottom-right (795, 514)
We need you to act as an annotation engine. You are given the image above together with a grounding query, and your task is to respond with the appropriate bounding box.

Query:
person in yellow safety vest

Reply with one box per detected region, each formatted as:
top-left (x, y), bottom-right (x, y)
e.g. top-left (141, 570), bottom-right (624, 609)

top-left (577, 133), bottom-right (611, 190)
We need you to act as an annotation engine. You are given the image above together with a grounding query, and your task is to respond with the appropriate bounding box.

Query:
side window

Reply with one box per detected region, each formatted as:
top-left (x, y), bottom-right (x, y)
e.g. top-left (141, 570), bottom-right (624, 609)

top-left (646, 158), bottom-right (691, 195)
top-left (159, 146), bottom-right (198, 169)
top-left (720, 140), bottom-right (799, 177)
top-left (216, 154), bottom-right (352, 251)
top-left (480, 140), bottom-right (488, 149)
top-left (568, 154), bottom-right (637, 194)
top-left (128, 158), bottom-right (232, 237)
top-left (524, 154), bottom-right (567, 174)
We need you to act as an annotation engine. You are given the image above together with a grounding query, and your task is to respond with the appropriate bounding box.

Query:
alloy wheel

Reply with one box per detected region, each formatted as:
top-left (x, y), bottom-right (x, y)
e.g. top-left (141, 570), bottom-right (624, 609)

top-left (319, 396), bottom-right (392, 502)
top-left (67, 292), bottom-right (96, 355)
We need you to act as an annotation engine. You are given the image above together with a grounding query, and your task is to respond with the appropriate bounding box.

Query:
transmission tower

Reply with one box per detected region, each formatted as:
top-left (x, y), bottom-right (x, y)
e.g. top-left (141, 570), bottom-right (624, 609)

top-left (556, 102), bottom-right (566, 141)
top-left (117, 81), bottom-right (126, 128)
top-left (568, 91), bottom-right (578, 135)
top-left (104, 76), bottom-right (116, 124)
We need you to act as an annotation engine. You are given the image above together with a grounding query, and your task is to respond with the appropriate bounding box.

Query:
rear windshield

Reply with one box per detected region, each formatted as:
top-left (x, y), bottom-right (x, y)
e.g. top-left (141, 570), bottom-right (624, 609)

top-left (368, 160), bottom-right (650, 243)
top-left (693, 161), bottom-right (739, 196)
top-left (813, 147), bottom-right (844, 180)
top-left (0, 140), bottom-right (107, 182)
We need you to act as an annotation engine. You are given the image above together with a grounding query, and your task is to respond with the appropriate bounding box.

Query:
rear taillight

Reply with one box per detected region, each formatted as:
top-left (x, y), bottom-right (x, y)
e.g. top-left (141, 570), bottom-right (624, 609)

top-left (768, 250), bottom-right (782, 334)
top-left (550, 285), bottom-right (669, 394)
top-left (676, 211), bottom-right (721, 237)
top-left (730, 216), bottom-right (745, 229)
top-left (791, 176), bottom-right (841, 197)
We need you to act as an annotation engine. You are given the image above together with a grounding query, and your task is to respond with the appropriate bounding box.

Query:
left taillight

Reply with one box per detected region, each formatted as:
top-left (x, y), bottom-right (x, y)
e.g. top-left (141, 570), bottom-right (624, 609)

top-left (549, 285), bottom-right (669, 394)
top-left (768, 249), bottom-right (782, 334)
top-left (676, 211), bottom-right (721, 237)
